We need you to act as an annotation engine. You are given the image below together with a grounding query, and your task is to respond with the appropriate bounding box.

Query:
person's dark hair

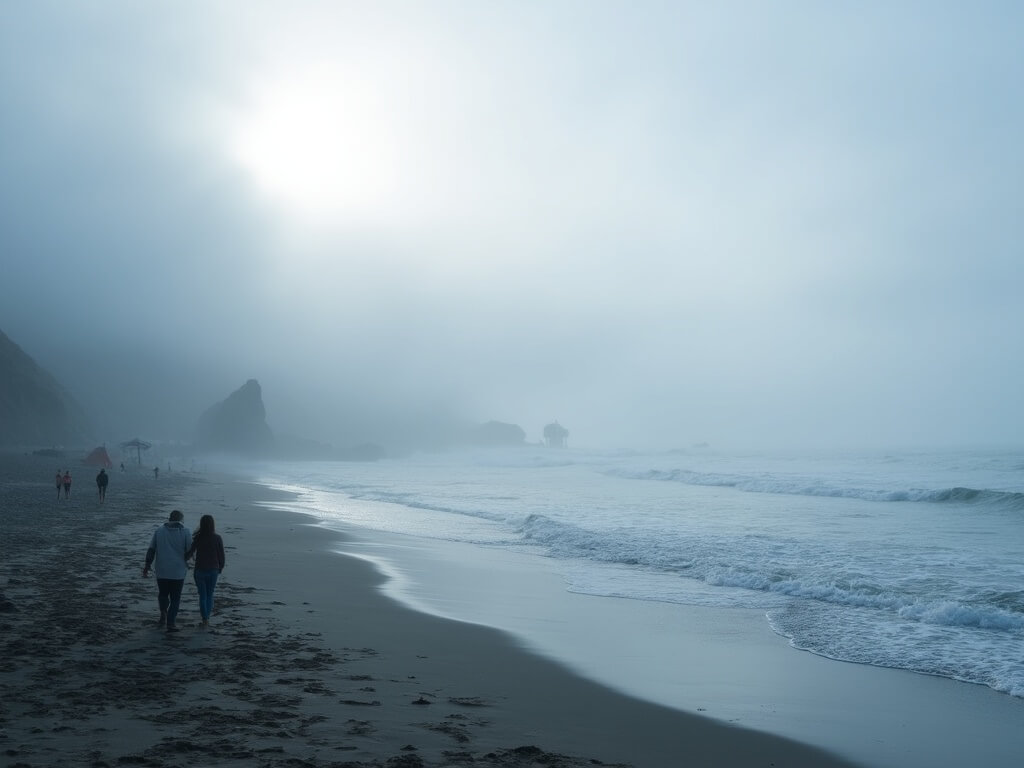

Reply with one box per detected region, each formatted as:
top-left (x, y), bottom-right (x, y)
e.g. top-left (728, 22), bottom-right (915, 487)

top-left (194, 514), bottom-right (216, 539)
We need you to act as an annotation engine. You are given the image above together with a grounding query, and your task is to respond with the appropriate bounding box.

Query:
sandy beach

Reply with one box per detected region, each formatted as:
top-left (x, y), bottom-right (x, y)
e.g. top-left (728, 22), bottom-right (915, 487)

top-left (326, 512), bottom-right (1024, 768)
top-left (0, 451), bottom-right (865, 768)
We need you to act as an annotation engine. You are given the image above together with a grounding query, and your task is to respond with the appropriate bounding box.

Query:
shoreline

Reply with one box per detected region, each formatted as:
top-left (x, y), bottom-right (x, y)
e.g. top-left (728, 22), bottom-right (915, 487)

top-left (262, 477), bottom-right (1024, 768)
top-left (1, 452), bottom-right (859, 768)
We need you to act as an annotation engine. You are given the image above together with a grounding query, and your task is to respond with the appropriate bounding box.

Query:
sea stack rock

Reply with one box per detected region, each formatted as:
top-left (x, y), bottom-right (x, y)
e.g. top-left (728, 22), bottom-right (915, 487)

top-left (195, 379), bottom-right (275, 455)
top-left (469, 420), bottom-right (526, 446)
top-left (0, 328), bottom-right (94, 448)
top-left (543, 421), bottom-right (569, 448)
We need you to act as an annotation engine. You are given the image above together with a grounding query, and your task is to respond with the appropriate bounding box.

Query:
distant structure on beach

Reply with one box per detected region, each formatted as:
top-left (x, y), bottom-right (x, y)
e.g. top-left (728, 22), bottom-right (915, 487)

top-left (543, 421), bottom-right (569, 448)
top-left (83, 445), bottom-right (113, 469)
top-left (120, 437), bottom-right (152, 465)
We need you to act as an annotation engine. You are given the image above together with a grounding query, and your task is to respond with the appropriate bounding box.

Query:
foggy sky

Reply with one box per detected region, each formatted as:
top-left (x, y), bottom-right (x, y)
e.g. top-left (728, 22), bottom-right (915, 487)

top-left (2, 2), bottom-right (1022, 452)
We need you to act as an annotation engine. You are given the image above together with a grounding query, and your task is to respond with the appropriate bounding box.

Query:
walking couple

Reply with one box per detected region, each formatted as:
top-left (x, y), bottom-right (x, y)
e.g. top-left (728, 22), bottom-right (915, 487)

top-left (141, 509), bottom-right (226, 633)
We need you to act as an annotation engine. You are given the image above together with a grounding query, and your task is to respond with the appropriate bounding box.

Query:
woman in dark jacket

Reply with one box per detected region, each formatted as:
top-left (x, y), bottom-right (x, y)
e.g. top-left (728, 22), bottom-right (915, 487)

top-left (186, 514), bottom-right (225, 627)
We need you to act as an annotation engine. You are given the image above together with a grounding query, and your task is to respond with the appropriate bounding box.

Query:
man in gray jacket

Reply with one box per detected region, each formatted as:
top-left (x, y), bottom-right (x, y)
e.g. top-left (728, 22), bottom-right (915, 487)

top-left (142, 509), bottom-right (191, 633)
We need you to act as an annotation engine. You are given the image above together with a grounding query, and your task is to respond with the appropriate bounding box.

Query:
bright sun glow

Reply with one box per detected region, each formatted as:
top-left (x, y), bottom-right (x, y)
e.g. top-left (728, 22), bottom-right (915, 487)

top-left (230, 67), bottom-right (404, 223)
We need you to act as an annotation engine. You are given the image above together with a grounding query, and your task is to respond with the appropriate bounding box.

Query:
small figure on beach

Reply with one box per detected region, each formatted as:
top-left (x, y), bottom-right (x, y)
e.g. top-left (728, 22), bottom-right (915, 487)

top-left (186, 514), bottom-right (225, 628)
top-left (96, 468), bottom-right (109, 502)
top-left (62, 470), bottom-right (71, 499)
top-left (142, 509), bottom-right (192, 633)
top-left (55, 470), bottom-right (63, 499)
top-left (154, 465), bottom-right (159, 479)
top-left (120, 462), bottom-right (125, 473)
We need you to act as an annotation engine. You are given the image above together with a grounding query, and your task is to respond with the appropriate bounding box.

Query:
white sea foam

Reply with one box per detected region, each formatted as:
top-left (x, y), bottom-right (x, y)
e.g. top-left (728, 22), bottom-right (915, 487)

top-left (253, 446), bottom-right (1024, 699)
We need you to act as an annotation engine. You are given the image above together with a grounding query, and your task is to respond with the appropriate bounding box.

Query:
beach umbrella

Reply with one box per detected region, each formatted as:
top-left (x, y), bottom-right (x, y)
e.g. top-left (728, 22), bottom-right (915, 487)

top-left (120, 437), bottom-right (152, 465)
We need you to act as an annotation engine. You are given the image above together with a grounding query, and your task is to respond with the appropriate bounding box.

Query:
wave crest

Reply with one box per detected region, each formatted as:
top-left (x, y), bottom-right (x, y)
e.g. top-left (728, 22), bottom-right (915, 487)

top-left (607, 468), bottom-right (1024, 511)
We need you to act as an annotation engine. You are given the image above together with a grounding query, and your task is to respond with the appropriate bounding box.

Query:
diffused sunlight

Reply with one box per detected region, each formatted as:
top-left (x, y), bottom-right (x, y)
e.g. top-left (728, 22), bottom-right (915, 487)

top-left (229, 65), bottom-right (404, 223)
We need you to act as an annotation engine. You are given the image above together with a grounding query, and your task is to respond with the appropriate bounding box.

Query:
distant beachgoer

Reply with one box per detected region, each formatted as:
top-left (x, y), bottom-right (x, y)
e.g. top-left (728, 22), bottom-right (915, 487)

top-left (62, 470), bottom-right (71, 499)
top-left (96, 468), bottom-right (109, 502)
top-left (142, 509), bottom-right (191, 633)
top-left (55, 470), bottom-right (63, 499)
top-left (120, 462), bottom-right (125, 473)
top-left (154, 466), bottom-right (159, 479)
top-left (186, 514), bottom-right (225, 628)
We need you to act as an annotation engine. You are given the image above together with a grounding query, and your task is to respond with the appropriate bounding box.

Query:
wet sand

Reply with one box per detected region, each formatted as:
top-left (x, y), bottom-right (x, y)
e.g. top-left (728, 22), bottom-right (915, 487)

top-left (330, 523), bottom-right (1024, 768)
top-left (0, 451), bottom-right (860, 767)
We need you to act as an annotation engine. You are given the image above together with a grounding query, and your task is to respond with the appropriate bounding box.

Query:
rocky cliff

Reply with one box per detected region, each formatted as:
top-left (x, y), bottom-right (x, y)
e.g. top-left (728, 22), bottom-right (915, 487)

top-left (0, 328), bottom-right (94, 448)
top-left (195, 379), bottom-right (275, 455)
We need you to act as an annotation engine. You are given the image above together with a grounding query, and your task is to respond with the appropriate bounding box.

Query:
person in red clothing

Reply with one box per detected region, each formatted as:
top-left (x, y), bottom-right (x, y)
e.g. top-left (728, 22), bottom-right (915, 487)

top-left (62, 470), bottom-right (71, 499)
top-left (186, 514), bottom-right (225, 627)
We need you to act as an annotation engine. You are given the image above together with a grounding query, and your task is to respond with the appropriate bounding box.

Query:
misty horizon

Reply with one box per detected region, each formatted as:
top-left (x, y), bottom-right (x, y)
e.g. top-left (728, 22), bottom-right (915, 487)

top-left (2, 3), bottom-right (1022, 454)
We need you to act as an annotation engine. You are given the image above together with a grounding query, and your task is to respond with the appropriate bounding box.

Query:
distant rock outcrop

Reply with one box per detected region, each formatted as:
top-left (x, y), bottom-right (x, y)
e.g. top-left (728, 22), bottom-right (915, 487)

top-left (195, 379), bottom-right (274, 455)
top-left (0, 328), bottom-right (94, 448)
top-left (543, 421), bottom-right (569, 448)
top-left (469, 420), bottom-right (526, 446)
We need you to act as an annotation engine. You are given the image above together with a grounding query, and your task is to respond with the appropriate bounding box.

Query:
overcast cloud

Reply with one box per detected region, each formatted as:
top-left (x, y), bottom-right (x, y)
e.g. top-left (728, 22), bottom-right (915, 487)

top-left (1, 1), bottom-right (1022, 451)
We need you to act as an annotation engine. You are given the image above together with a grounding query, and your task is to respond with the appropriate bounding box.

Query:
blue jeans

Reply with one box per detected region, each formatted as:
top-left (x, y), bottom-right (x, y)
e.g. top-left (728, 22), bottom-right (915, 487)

top-left (193, 568), bottom-right (219, 620)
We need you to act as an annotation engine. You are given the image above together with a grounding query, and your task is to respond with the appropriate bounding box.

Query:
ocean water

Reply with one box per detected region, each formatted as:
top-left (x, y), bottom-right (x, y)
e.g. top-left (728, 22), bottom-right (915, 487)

top-left (251, 445), bottom-right (1024, 700)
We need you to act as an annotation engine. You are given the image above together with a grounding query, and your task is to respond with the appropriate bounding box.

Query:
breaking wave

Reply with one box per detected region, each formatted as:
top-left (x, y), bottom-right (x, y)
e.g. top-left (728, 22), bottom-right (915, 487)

top-left (606, 467), bottom-right (1024, 511)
